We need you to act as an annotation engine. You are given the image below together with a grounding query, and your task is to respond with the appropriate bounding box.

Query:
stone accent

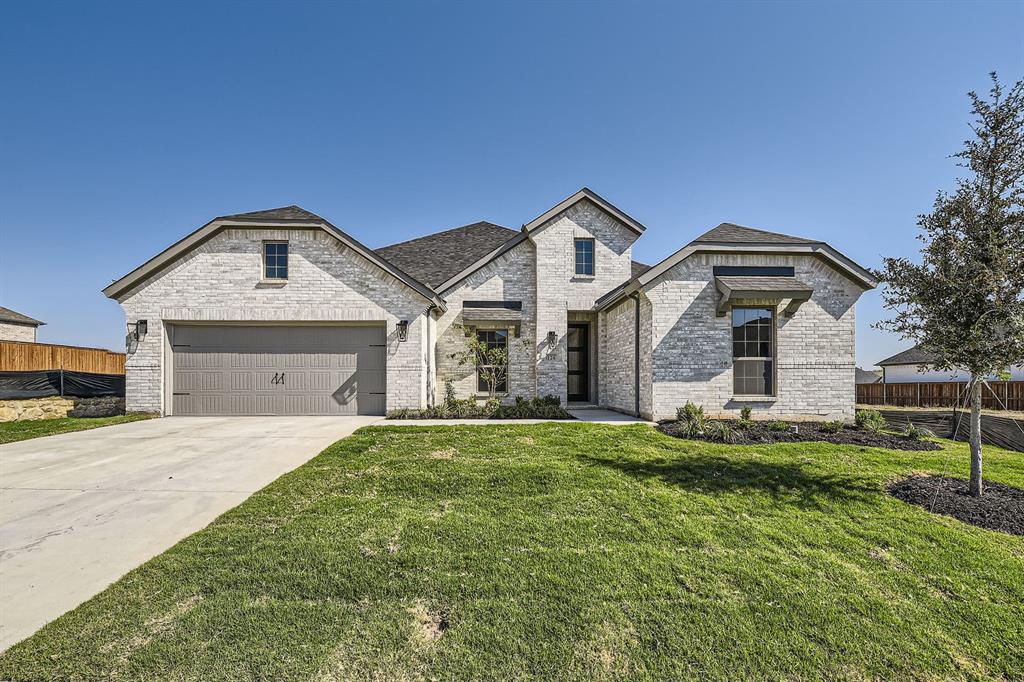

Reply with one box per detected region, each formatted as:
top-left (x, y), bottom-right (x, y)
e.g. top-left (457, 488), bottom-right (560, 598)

top-left (116, 228), bottom-right (432, 414)
top-left (531, 199), bottom-right (640, 403)
top-left (435, 240), bottom-right (537, 403)
top-left (0, 322), bottom-right (37, 343)
top-left (0, 397), bottom-right (74, 421)
top-left (68, 397), bottom-right (126, 418)
top-left (643, 252), bottom-right (861, 421)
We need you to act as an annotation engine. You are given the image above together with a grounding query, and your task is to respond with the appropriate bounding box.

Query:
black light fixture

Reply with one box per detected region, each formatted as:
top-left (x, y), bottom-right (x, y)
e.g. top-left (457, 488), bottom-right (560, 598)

top-left (127, 319), bottom-right (148, 341)
top-left (397, 320), bottom-right (409, 342)
top-left (547, 330), bottom-right (558, 345)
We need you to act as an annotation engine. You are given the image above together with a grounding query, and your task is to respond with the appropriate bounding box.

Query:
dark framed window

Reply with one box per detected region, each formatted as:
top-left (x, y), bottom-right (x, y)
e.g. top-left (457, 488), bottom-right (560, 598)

top-left (732, 307), bottom-right (774, 396)
top-left (263, 241), bottom-right (288, 280)
top-left (574, 238), bottom-right (595, 276)
top-left (476, 329), bottom-right (508, 393)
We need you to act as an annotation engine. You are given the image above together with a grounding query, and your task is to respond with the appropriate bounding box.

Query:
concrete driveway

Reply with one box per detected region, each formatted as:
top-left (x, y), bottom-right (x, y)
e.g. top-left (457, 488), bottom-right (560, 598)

top-left (0, 415), bottom-right (381, 651)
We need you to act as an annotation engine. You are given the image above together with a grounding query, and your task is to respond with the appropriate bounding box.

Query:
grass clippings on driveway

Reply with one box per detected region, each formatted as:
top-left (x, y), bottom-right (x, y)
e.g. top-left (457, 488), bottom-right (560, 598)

top-left (1, 424), bottom-right (1022, 680)
top-left (0, 413), bottom-right (154, 445)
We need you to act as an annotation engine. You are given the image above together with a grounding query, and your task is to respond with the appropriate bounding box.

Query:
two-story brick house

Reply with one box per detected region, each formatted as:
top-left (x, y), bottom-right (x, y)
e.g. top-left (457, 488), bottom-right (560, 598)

top-left (104, 188), bottom-right (877, 420)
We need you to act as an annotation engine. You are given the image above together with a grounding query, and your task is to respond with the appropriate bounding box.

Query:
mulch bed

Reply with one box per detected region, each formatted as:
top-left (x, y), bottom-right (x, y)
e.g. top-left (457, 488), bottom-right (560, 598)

top-left (888, 475), bottom-right (1024, 536)
top-left (657, 420), bottom-right (942, 451)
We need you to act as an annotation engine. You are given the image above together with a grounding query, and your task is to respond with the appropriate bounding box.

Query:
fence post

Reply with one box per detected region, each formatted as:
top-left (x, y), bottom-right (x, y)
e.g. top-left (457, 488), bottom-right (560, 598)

top-left (916, 382), bottom-right (921, 408)
top-left (59, 368), bottom-right (64, 397)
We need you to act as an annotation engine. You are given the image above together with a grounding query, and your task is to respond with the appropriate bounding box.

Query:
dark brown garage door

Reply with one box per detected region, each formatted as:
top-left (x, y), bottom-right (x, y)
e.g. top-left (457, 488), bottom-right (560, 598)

top-left (171, 325), bottom-right (386, 416)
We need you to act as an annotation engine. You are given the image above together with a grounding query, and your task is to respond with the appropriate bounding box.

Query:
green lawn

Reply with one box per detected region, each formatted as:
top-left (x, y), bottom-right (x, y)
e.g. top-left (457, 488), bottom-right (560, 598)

top-left (0, 413), bottom-right (154, 444)
top-left (1, 424), bottom-right (1021, 680)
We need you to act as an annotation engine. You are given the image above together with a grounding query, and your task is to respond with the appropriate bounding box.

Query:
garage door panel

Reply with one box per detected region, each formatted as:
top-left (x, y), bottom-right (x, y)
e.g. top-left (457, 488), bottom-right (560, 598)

top-left (172, 325), bottom-right (387, 416)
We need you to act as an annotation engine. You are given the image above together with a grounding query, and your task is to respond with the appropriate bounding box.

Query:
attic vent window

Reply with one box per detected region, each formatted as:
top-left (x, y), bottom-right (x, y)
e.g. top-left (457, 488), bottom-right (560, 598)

top-left (263, 241), bottom-right (288, 280)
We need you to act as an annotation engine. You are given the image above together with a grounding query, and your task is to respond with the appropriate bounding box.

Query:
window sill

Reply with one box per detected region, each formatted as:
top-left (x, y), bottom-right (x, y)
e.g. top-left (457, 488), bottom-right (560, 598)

top-left (571, 274), bottom-right (596, 281)
top-left (257, 279), bottom-right (288, 288)
top-left (730, 395), bottom-right (778, 402)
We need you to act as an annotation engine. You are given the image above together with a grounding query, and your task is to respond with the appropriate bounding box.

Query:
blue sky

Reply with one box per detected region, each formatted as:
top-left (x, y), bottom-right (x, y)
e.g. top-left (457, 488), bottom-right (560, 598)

top-left (1, 1), bottom-right (1021, 368)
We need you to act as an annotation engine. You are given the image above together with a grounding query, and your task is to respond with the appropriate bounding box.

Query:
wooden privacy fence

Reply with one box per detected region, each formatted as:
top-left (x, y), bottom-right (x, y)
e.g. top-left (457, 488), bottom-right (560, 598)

top-left (857, 381), bottom-right (1024, 412)
top-left (0, 341), bottom-right (125, 375)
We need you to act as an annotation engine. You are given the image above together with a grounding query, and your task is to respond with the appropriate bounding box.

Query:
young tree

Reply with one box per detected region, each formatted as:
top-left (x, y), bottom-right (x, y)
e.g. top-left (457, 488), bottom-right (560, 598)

top-left (876, 73), bottom-right (1024, 496)
top-left (449, 327), bottom-right (512, 400)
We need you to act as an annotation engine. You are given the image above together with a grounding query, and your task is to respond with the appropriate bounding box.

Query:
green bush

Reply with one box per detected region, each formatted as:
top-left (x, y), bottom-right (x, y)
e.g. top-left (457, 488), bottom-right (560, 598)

top-left (675, 402), bottom-right (710, 437)
top-left (856, 409), bottom-right (886, 433)
top-left (740, 406), bottom-right (752, 421)
top-left (493, 396), bottom-right (572, 419)
top-left (737, 419), bottom-right (755, 430)
top-left (768, 420), bottom-right (790, 432)
top-left (820, 420), bottom-right (845, 434)
top-left (443, 379), bottom-right (457, 407)
top-left (707, 421), bottom-right (737, 444)
top-left (903, 421), bottom-right (935, 440)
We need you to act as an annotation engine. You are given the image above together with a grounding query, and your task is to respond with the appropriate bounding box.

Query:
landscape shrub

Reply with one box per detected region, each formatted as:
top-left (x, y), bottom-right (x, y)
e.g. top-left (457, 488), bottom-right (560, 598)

top-left (675, 402), bottom-right (710, 437)
top-left (820, 420), bottom-right (845, 434)
top-left (856, 409), bottom-right (887, 433)
top-left (740, 406), bottom-right (752, 421)
top-left (903, 422), bottom-right (935, 440)
top-left (768, 420), bottom-right (790, 432)
top-left (707, 421), bottom-right (737, 443)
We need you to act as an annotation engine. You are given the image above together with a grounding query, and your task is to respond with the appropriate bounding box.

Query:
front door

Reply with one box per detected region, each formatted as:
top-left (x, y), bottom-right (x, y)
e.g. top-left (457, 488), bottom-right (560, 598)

top-left (567, 323), bottom-right (589, 402)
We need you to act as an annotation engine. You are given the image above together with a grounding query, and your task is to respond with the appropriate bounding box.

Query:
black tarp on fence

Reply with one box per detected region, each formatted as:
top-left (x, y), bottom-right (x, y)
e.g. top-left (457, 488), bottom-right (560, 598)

top-left (0, 370), bottom-right (125, 399)
top-left (879, 409), bottom-right (1024, 453)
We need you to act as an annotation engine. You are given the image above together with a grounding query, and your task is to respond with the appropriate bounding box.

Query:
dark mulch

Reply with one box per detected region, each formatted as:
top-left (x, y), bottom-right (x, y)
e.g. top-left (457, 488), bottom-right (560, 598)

top-left (657, 420), bottom-right (942, 451)
top-left (888, 475), bottom-right (1024, 536)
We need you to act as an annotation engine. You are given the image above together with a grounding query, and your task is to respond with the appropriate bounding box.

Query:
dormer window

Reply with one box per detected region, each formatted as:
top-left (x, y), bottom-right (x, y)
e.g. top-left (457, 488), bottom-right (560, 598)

top-left (263, 241), bottom-right (288, 280)
top-left (574, 238), bottom-right (594, 276)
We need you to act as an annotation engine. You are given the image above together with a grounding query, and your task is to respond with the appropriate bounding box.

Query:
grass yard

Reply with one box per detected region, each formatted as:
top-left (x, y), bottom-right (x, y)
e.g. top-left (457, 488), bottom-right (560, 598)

top-left (1, 424), bottom-right (1021, 680)
top-left (0, 413), bottom-right (154, 445)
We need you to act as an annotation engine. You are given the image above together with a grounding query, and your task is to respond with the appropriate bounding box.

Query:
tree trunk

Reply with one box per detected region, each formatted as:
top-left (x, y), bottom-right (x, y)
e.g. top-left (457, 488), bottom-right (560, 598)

top-left (968, 377), bottom-right (983, 497)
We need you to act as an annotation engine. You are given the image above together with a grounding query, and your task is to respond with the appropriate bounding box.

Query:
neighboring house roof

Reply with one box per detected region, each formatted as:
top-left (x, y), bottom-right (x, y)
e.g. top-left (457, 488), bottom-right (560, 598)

top-left (596, 221), bottom-right (878, 310)
top-left (374, 222), bottom-right (518, 289)
top-left (0, 306), bottom-right (44, 327)
top-left (877, 345), bottom-right (938, 367)
top-left (102, 205), bottom-right (446, 310)
top-left (855, 367), bottom-right (882, 384)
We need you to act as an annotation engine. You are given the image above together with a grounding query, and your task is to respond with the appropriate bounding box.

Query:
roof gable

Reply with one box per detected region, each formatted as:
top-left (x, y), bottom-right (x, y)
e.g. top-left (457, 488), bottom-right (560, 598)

top-left (374, 222), bottom-right (518, 288)
top-left (102, 205), bottom-right (445, 309)
top-left (522, 187), bottom-right (646, 236)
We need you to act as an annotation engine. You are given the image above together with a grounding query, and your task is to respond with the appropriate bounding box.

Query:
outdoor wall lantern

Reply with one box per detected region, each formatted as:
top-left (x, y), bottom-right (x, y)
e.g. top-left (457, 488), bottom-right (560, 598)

top-left (128, 319), bottom-right (148, 341)
top-left (397, 320), bottom-right (409, 342)
top-left (546, 330), bottom-right (558, 345)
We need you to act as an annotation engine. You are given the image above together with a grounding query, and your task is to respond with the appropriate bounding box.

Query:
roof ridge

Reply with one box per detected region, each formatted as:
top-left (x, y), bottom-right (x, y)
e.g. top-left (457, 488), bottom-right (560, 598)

top-left (694, 222), bottom-right (821, 245)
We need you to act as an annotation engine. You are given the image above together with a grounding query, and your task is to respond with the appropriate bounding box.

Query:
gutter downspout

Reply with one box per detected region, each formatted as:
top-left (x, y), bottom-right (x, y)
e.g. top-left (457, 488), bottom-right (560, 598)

top-left (630, 293), bottom-right (641, 418)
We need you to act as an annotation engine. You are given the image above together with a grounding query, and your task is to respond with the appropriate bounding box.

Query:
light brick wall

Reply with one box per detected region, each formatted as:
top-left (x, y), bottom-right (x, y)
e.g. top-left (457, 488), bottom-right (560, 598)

top-left (435, 240), bottom-right (537, 403)
top-left (0, 322), bottom-right (37, 342)
top-left (531, 199), bottom-right (639, 403)
top-left (644, 253), bottom-right (863, 421)
top-left (599, 297), bottom-right (636, 414)
top-left (116, 228), bottom-right (431, 414)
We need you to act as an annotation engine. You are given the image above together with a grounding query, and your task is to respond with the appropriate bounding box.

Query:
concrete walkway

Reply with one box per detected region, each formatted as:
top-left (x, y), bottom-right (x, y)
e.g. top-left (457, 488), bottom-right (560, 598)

top-left (0, 415), bottom-right (381, 651)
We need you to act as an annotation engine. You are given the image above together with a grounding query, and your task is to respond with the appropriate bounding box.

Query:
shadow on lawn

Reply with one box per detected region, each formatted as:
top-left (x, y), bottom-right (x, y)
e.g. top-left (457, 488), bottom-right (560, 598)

top-left (582, 452), bottom-right (877, 509)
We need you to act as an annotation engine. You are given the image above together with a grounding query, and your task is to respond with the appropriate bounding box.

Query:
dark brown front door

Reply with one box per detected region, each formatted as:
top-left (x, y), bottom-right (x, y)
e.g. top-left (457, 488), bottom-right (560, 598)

top-left (567, 323), bottom-right (589, 402)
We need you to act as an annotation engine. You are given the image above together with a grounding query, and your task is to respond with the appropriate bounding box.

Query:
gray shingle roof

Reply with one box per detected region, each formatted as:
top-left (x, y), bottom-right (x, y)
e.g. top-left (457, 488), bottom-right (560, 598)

top-left (630, 261), bottom-right (650, 278)
top-left (714, 275), bottom-right (813, 293)
top-left (877, 345), bottom-right (937, 367)
top-left (374, 221), bottom-right (519, 288)
top-left (694, 222), bottom-right (819, 245)
top-left (856, 367), bottom-right (882, 384)
top-left (219, 205), bottom-right (325, 222)
top-left (0, 306), bottom-right (44, 326)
